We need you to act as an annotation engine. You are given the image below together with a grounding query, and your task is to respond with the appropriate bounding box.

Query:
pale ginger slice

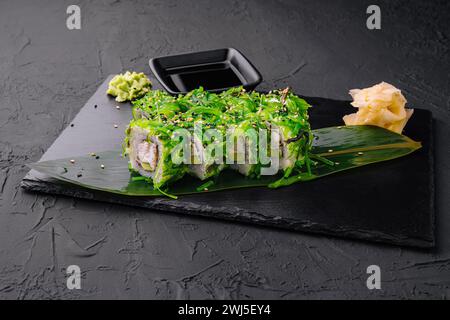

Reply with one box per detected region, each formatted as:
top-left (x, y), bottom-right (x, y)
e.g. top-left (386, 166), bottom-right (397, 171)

top-left (343, 82), bottom-right (413, 134)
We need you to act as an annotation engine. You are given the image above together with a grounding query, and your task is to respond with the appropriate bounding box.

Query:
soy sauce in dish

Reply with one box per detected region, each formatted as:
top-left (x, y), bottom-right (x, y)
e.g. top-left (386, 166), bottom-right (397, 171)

top-left (167, 62), bottom-right (245, 92)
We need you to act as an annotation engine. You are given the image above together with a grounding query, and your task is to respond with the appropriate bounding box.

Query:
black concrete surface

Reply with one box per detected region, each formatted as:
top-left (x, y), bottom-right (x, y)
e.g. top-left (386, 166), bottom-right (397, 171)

top-left (0, 0), bottom-right (449, 299)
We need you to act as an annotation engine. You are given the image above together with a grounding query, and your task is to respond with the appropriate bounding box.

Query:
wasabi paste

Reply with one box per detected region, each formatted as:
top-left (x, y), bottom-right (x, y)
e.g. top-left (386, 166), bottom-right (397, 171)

top-left (107, 71), bottom-right (152, 102)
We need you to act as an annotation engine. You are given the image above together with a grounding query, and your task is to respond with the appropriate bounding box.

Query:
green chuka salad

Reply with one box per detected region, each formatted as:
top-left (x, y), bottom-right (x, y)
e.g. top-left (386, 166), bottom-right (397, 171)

top-left (123, 87), bottom-right (315, 194)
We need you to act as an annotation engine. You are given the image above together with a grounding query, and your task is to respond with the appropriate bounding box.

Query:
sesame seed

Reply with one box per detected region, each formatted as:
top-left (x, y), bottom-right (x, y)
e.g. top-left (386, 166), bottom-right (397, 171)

top-left (358, 152), bottom-right (364, 155)
top-left (114, 124), bottom-right (118, 128)
top-left (116, 105), bottom-right (120, 110)
top-left (100, 164), bottom-right (105, 169)
top-left (337, 126), bottom-right (342, 129)
top-left (90, 152), bottom-right (96, 157)
top-left (328, 149), bottom-right (333, 153)
top-left (335, 162), bottom-right (340, 165)
top-left (204, 188), bottom-right (208, 191)
top-left (70, 159), bottom-right (75, 164)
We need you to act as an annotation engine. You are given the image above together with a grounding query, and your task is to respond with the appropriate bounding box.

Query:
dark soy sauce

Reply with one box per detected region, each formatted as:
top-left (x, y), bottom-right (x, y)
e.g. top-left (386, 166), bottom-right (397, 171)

top-left (168, 62), bottom-right (245, 92)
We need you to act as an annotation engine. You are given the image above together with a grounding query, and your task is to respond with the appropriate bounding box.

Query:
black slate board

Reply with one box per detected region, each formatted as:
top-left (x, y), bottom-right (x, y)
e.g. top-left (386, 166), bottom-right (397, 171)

top-left (21, 76), bottom-right (435, 248)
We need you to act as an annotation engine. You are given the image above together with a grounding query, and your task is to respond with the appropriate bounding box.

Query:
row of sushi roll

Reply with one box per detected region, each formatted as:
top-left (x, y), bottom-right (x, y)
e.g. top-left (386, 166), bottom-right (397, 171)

top-left (123, 86), bottom-right (314, 192)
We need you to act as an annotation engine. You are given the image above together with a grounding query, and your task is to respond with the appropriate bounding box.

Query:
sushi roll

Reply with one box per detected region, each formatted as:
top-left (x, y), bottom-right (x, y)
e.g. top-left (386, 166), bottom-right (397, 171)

top-left (256, 88), bottom-right (312, 175)
top-left (226, 120), bottom-right (261, 177)
top-left (188, 132), bottom-right (226, 180)
top-left (124, 86), bottom-right (313, 192)
top-left (224, 88), bottom-right (312, 177)
top-left (124, 119), bottom-right (186, 189)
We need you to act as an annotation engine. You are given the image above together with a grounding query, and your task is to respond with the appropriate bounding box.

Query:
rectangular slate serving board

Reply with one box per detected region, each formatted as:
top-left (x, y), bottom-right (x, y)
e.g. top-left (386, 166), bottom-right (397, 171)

top-left (21, 76), bottom-right (435, 248)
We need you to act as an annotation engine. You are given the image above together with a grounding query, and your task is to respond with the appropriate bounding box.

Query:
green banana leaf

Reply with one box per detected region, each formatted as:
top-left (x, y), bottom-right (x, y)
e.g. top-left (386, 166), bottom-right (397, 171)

top-left (28, 125), bottom-right (421, 197)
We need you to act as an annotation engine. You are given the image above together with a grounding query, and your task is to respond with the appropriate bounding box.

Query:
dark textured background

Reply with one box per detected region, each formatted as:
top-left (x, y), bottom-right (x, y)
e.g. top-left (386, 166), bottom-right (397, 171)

top-left (0, 0), bottom-right (449, 299)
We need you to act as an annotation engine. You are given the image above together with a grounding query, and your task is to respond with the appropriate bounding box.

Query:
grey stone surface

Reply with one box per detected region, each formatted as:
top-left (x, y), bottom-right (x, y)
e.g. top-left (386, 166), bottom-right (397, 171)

top-left (0, 0), bottom-right (449, 299)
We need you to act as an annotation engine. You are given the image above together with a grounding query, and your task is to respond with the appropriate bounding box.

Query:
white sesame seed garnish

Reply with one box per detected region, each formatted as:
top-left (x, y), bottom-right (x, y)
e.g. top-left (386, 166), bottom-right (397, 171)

top-left (335, 162), bottom-right (340, 165)
top-left (114, 124), bottom-right (118, 128)
top-left (116, 106), bottom-right (120, 110)
top-left (337, 126), bottom-right (342, 129)
top-left (101, 164), bottom-right (105, 169)
top-left (204, 188), bottom-right (208, 191)
top-left (328, 149), bottom-right (333, 153)
top-left (70, 159), bottom-right (75, 164)
top-left (358, 152), bottom-right (364, 155)
top-left (90, 152), bottom-right (96, 157)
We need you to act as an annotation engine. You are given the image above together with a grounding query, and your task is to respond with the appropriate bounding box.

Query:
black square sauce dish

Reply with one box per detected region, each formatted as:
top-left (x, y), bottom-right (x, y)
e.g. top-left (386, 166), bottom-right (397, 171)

top-left (149, 48), bottom-right (262, 95)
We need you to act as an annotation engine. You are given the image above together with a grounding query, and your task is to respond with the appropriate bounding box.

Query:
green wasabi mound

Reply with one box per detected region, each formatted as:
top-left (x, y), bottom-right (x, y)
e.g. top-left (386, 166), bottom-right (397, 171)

top-left (107, 71), bottom-right (152, 102)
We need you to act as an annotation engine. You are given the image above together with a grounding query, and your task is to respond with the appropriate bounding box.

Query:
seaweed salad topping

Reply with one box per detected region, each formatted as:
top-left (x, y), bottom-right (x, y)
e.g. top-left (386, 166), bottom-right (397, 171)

top-left (124, 86), bottom-right (314, 191)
